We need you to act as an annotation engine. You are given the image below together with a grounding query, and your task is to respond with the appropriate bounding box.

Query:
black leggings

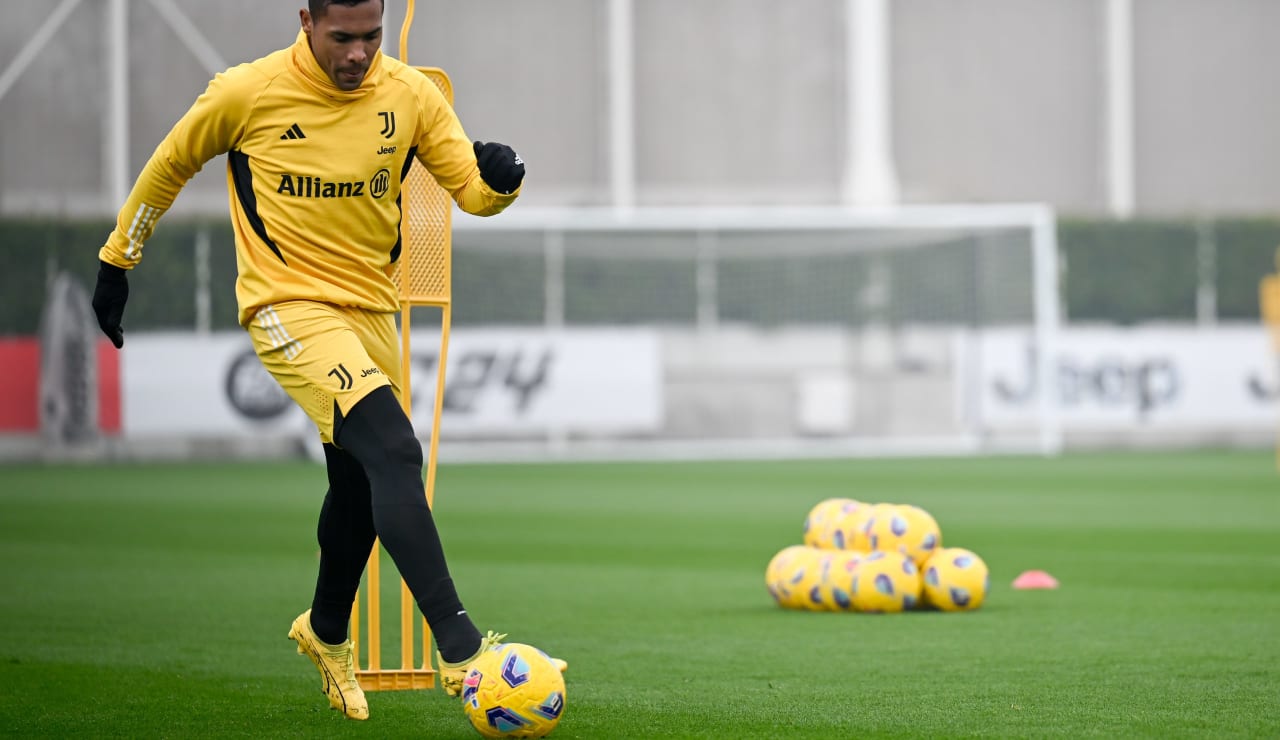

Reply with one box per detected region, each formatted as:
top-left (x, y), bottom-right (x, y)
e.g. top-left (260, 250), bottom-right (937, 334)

top-left (309, 385), bottom-right (478, 656)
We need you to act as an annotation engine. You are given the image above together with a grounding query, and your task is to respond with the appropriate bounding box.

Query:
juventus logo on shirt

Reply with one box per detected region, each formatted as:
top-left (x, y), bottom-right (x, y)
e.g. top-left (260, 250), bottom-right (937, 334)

top-left (378, 111), bottom-right (396, 139)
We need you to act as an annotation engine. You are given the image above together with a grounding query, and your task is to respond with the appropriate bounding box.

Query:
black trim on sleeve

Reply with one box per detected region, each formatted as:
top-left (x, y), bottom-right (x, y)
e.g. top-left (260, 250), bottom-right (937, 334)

top-left (229, 149), bottom-right (287, 265)
top-left (389, 145), bottom-right (419, 265)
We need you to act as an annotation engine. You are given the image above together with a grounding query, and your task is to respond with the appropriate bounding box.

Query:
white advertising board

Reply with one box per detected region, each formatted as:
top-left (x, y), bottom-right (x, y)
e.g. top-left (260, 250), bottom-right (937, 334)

top-left (122, 329), bottom-right (662, 437)
top-left (977, 327), bottom-right (1278, 429)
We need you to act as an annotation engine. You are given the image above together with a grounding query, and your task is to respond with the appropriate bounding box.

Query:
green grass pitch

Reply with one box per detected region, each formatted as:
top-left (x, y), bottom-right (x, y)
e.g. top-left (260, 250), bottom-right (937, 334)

top-left (1, 451), bottom-right (1277, 738)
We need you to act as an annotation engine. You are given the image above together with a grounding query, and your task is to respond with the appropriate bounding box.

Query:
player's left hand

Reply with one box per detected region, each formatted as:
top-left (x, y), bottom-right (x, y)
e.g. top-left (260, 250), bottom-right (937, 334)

top-left (473, 140), bottom-right (525, 194)
top-left (92, 260), bottom-right (129, 348)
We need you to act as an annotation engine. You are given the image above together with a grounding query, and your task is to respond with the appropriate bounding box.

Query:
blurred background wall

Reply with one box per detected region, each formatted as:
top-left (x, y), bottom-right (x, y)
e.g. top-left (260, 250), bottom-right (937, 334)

top-left (3, 0), bottom-right (1279, 459)
top-left (4, 0), bottom-right (1280, 216)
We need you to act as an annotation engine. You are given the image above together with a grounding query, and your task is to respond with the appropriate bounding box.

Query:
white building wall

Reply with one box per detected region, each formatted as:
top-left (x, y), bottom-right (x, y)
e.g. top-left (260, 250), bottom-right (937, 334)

top-left (3, 0), bottom-right (1279, 216)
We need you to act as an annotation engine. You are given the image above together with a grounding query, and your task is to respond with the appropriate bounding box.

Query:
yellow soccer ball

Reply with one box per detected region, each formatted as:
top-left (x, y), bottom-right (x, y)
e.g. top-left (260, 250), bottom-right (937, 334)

top-left (462, 642), bottom-right (566, 738)
top-left (802, 497), bottom-right (861, 549)
top-left (820, 549), bottom-right (865, 611)
top-left (806, 549), bottom-right (869, 611)
top-left (864, 504), bottom-right (942, 566)
top-left (789, 548), bottom-right (831, 611)
top-left (850, 550), bottom-right (922, 613)
top-left (766, 545), bottom-right (824, 609)
top-left (765, 545), bottom-right (809, 606)
top-left (796, 549), bottom-right (838, 611)
top-left (922, 547), bottom-right (989, 612)
top-left (828, 501), bottom-right (891, 552)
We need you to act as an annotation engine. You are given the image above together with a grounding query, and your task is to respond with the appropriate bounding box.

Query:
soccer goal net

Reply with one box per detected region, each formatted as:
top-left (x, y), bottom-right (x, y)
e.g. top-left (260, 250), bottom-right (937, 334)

top-left (437, 205), bottom-right (1061, 460)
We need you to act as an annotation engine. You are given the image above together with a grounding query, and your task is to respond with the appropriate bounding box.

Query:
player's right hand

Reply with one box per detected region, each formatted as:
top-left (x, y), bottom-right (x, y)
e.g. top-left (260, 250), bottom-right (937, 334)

top-left (91, 260), bottom-right (129, 348)
top-left (473, 140), bottom-right (525, 195)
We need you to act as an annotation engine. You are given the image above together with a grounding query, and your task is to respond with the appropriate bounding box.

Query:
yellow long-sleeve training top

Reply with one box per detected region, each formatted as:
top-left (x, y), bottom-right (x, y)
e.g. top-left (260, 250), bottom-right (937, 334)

top-left (100, 31), bottom-right (517, 326)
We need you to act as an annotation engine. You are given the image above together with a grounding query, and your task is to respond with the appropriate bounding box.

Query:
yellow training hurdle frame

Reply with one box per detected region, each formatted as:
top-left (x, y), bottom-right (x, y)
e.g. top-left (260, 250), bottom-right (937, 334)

top-left (351, 0), bottom-right (453, 690)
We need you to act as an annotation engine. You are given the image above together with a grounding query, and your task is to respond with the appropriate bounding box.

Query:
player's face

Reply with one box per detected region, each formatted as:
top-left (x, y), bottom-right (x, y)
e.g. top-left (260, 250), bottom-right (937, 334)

top-left (301, 2), bottom-right (383, 91)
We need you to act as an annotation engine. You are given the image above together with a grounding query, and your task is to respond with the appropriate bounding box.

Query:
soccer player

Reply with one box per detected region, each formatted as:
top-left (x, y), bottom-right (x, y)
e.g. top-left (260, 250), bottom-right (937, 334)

top-left (90, 0), bottom-right (560, 721)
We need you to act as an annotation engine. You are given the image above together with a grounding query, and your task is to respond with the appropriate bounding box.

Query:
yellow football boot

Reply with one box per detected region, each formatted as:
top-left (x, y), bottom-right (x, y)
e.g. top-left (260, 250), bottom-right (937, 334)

top-left (287, 610), bottom-right (369, 720)
top-left (438, 631), bottom-right (568, 697)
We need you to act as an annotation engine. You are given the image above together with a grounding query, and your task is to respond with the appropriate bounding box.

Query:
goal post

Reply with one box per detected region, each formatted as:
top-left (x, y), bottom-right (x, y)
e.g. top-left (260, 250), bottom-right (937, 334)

top-left (448, 204), bottom-right (1064, 458)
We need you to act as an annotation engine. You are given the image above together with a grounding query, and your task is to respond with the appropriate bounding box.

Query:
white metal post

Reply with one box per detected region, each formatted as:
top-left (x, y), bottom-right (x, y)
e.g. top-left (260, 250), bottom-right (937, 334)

top-left (544, 230), bottom-right (565, 327)
top-left (844, 0), bottom-right (900, 206)
top-left (195, 228), bottom-right (212, 334)
top-left (1105, 0), bottom-right (1135, 217)
top-left (106, 0), bottom-right (129, 211)
top-left (608, 0), bottom-right (636, 210)
top-left (695, 229), bottom-right (718, 332)
top-left (1031, 206), bottom-right (1063, 456)
top-left (0, 0), bottom-right (84, 104)
top-left (1195, 219), bottom-right (1217, 326)
top-left (148, 0), bottom-right (229, 76)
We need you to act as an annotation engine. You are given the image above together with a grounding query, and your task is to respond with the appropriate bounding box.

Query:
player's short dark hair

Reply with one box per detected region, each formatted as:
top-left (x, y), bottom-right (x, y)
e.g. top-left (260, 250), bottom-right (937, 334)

top-left (309, 0), bottom-right (382, 19)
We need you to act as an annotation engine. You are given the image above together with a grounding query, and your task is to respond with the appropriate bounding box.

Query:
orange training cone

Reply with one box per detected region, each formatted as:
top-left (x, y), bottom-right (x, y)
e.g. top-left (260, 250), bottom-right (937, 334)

top-left (1012, 570), bottom-right (1059, 589)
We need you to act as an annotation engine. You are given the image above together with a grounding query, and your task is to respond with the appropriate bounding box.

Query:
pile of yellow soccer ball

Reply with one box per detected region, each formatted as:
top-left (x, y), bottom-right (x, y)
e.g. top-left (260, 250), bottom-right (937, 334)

top-left (765, 498), bottom-right (988, 613)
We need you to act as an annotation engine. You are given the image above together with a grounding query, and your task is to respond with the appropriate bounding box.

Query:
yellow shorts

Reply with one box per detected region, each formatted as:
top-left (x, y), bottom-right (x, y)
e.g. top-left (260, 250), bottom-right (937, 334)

top-left (247, 301), bottom-right (401, 444)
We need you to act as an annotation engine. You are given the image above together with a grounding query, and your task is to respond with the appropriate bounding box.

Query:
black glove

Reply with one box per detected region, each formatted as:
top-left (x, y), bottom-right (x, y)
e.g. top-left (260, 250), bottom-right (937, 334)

top-left (91, 261), bottom-right (128, 348)
top-left (473, 140), bottom-right (525, 194)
